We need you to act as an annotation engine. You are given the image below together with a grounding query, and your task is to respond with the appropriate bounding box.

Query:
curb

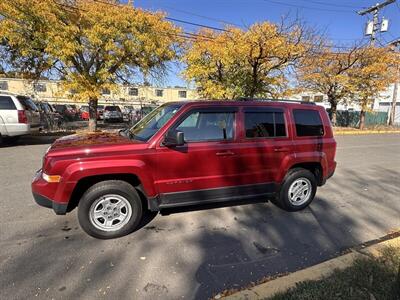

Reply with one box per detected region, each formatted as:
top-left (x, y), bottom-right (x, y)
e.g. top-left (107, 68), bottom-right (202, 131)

top-left (334, 130), bottom-right (400, 135)
top-left (223, 236), bottom-right (400, 300)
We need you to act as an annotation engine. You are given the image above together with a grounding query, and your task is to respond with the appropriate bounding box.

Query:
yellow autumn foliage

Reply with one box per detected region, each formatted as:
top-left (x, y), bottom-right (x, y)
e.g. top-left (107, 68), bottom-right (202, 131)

top-left (183, 21), bottom-right (312, 100)
top-left (0, 0), bottom-right (181, 130)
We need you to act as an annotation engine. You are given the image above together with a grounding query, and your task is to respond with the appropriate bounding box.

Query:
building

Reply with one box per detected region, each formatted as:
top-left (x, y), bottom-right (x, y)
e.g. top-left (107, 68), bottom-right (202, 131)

top-left (0, 78), bottom-right (199, 108)
top-left (292, 83), bottom-right (400, 124)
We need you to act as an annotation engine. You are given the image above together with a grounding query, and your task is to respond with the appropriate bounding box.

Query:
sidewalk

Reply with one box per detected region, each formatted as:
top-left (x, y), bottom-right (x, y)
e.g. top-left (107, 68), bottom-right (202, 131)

top-left (222, 233), bottom-right (400, 300)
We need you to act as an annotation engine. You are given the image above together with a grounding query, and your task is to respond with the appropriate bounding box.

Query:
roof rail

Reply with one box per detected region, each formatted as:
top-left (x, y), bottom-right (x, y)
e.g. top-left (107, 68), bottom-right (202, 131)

top-left (237, 97), bottom-right (316, 105)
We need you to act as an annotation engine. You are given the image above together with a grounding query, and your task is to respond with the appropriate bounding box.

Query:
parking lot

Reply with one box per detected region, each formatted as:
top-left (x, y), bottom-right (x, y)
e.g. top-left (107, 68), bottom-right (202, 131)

top-left (0, 134), bottom-right (399, 299)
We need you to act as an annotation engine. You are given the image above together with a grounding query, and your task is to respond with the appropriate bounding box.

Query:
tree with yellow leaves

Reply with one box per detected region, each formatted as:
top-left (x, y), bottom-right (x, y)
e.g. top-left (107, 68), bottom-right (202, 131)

top-left (297, 46), bottom-right (364, 125)
top-left (0, 0), bottom-right (180, 130)
top-left (348, 46), bottom-right (396, 129)
top-left (183, 20), bottom-right (316, 100)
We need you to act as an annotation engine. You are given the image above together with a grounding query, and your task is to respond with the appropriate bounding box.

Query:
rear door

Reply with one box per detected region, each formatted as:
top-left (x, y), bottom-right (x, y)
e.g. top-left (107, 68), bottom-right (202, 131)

top-left (234, 106), bottom-right (293, 187)
top-left (0, 95), bottom-right (18, 135)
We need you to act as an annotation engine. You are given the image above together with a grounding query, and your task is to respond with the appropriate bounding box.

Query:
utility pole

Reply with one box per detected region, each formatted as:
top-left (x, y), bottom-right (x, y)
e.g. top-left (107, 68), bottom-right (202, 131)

top-left (388, 39), bottom-right (400, 125)
top-left (357, 0), bottom-right (395, 46)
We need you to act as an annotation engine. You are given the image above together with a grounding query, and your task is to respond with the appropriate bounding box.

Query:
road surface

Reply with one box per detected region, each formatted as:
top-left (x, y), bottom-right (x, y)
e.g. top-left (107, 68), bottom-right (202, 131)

top-left (0, 134), bottom-right (399, 299)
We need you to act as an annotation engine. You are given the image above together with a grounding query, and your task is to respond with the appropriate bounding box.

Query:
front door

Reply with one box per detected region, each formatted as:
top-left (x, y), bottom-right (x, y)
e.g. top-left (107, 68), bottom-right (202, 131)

top-left (154, 107), bottom-right (244, 207)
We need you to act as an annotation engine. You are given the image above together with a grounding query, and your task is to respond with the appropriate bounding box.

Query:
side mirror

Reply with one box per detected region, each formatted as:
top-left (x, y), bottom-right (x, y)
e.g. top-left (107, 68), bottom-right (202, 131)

top-left (163, 130), bottom-right (185, 147)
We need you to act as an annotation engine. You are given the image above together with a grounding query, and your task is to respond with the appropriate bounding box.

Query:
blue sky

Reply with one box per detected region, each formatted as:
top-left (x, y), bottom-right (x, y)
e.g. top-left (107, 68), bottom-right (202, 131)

top-left (132, 0), bottom-right (400, 87)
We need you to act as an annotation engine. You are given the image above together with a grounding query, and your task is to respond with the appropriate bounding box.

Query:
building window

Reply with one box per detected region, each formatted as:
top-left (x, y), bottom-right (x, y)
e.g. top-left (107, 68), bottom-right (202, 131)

top-left (33, 83), bottom-right (46, 92)
top-left (102, 88), bottom-right (110, 95)
top-left (314, 95), bottom-right (323, 102)
top-left (129, 87), bottom-right (138, 96)
top-left (178, 90), bottom-right (187, 98)
top-left (155, 89), bottom-right (163, 97)
top-left (301, 96), bottom-right (311, 102)
top-left (0, 81), bottom-right (8, 90)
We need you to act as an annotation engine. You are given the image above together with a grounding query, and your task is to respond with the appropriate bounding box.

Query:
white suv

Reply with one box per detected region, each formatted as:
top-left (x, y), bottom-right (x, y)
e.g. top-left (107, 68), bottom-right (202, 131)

top-left (0, 94), bottom-right (41, 143)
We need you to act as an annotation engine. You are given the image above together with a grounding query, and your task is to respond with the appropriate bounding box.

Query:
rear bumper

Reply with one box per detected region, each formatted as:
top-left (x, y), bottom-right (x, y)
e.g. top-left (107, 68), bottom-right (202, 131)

top-left (321, 161), bottom-right (336, 186)
top-left (5, 124), bottom-right (41, 136)
top-left (33, 192), bottom-right (68, 215)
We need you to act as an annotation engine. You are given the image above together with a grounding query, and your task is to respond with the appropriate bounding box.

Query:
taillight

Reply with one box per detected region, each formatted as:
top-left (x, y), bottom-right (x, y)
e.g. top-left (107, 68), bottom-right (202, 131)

top-left (18, 110), bottom-right (28, 123)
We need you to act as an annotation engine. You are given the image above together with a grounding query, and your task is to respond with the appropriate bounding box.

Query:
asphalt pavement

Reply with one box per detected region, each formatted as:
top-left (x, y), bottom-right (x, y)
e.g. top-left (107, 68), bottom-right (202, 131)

top-left (0, 134), bottom-right (399, 299)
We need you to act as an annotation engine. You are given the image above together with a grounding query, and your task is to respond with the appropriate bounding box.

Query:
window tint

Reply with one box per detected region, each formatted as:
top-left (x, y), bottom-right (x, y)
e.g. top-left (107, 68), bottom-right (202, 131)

top-left (176, 111), bottom-right (234, 142)
top-left (0, 96), bottom-right (16, 110)
top-left (105, 106), bottom-right (121, 112)
top-left (293, 109), bottom-right (324, 137)
top-left (16, 96), bottom-right (38, 111)
top-left (245, 111), bottom-right (286, 138)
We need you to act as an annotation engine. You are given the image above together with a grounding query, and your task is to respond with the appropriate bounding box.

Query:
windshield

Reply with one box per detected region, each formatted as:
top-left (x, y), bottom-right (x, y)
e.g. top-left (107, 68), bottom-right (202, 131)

top-left (129, 103), bottom-right (183, 142)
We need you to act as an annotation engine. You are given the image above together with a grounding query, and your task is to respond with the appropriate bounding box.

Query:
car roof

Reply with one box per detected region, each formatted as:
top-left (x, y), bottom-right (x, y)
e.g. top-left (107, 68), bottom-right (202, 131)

top-left (168, 99), bottom-right (320, 110)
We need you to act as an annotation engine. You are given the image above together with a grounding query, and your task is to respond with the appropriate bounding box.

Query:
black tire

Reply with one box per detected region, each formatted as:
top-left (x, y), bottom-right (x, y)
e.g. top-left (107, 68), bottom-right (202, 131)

top-left (78, 180), bottom-right (143, 239)
top-left (274, 168), bottom-right (317, 211)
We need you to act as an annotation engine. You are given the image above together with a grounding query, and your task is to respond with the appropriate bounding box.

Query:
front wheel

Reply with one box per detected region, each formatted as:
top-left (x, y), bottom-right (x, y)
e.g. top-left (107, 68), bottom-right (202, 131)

top-left (78, 180), bottom-right (143, 239)
top-left (274, 169), bottom-right (317, 211)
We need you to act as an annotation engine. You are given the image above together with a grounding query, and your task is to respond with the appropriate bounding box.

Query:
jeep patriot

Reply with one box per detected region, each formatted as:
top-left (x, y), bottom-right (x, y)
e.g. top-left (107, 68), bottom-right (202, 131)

top-left (32, 100), bottom-right (337, 239)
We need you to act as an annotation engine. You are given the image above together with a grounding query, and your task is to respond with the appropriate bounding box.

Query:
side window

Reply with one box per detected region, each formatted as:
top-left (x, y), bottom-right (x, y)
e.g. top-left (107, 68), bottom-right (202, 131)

top-left (245, 111), bottom-right (286, 138)
top-left (293, 109), bottom-right (324, 137)
top-left (0, 96), bottom-right (16, 110)
top-left (176, 111), bottom-right (235, 142)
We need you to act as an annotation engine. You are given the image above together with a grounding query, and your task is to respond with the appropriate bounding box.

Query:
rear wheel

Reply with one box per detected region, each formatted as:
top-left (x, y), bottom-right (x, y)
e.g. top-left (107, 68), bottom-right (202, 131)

top-left (78, 180), bottom-right (143, 239)
top-left (274, 168), bottom-right (317, 211)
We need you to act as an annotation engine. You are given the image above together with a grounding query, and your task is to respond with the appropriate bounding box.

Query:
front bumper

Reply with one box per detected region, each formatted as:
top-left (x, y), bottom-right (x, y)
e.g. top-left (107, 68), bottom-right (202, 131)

top-left (31, 169), bottom-right (68, 215)
top-left (32, 192), bottom-right (68, 215)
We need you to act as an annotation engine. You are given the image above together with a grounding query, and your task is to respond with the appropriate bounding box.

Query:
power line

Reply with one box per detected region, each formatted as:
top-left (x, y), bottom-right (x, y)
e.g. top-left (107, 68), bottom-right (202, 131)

top-left (296, 0), bottom-right (362, 9)
top-left (54, 0), bottom-right (370, 51)
top-left (262, 0), bottom-right (356, 13)
top-left (150, 4), bottom-right (242, 28)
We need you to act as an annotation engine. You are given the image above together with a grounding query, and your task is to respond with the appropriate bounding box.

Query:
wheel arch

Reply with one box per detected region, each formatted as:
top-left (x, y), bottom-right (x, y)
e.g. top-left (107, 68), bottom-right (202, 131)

top-left (287, 162), bottom-right (323, 186)
top-left (67, 173), bottom-right (149, 213)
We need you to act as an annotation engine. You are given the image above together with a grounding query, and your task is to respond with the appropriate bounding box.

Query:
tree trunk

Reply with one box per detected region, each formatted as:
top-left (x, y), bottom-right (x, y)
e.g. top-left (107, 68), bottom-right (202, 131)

top-left (328, 96), bottom-right (338, 126)
top-left (88, 98), bottom-right (98, 132)
top-left (359, 109), bottom-right (366, 130)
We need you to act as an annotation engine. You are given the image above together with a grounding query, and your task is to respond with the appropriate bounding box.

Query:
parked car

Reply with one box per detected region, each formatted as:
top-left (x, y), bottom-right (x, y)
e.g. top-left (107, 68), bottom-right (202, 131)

top-left (0, 94), bottom-right (41, 143)
top-left (80, 105), bottom-right (89, 121)
top-left (34, 101), bottom-right (60, 130)
top-left (97, 105), bottom-right (105, 120)
top-left (32, 100), bottom-right (337, 239)
top-left (53, 104), bottom-right (76, 122)
top-left (70, 104), bottom-right (81, 120)
top-left (103, 105), bottom-right (123, 123)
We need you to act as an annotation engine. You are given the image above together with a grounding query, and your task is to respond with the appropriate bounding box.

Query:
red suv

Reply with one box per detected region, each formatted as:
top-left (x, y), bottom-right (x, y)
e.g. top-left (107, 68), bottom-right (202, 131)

top-left (32, 100), bottom-right (336, 239)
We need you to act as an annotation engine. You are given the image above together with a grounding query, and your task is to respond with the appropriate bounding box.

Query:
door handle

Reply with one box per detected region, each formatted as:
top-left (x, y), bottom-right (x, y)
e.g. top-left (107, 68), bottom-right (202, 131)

top-left (216, 151), bottom-right (235, 156)
top-left (274, 147), bottom-right (290, 152)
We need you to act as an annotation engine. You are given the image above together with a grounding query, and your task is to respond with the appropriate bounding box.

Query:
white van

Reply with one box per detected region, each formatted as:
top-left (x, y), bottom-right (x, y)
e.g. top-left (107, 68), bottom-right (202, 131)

top-left (0, 94), bottom-right (41, 143)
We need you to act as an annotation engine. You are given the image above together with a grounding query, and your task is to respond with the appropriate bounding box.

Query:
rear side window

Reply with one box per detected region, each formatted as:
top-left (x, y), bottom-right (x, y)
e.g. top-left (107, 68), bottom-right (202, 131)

top-left (293, 109), bottom-right (324, 137)
top-left (0, 96), bottom-right (16, 110)
top-left (17, 96), bottom-right (39, 111)
top-left (244, 111), bottom-right (286, 138)
top-left (105, 106), bottom-right (121, 112)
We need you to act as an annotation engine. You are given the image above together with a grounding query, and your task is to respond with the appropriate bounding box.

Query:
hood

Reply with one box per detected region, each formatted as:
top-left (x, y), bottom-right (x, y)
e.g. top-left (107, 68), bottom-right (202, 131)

top-left (50, 131), bottom-right (141, 151)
